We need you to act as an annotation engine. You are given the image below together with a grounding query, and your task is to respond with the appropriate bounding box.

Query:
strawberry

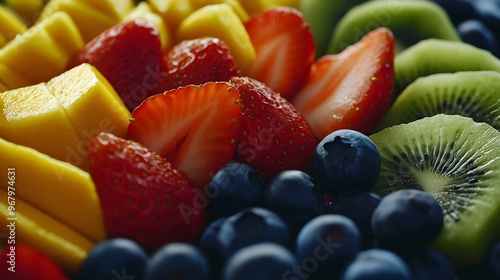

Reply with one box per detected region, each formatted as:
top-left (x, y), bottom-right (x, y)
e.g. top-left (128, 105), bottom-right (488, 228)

top-left (126, 82), bottom-right (242, 189)
top-left (88, 132), bottom-right (207, 252)
top-left (68, 18), bottom-right (168, 112)
top-left (292, 27), bottom-right (395, 140)
top-left (0, 244), bottom-right (68, 280)
top-left (244, 7), bottom-right (315, 100)
top-left (229, 76), bottom-right (318, 181)
top-left (164, 37), bottom-right (239, 91)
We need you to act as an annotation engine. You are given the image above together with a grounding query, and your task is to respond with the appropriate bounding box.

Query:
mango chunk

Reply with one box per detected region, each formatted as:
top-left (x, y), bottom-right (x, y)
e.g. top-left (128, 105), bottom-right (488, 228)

top-left (0, 62), bottom-right (32, 90)
top-left (0, 138), bottom-right (106, 243)
top-left (190, 0), bottom-right (249, 21)
top-left (237, 0), bottom-right (273, 15)
top-left (0, 11), bottom-right (84, 87)
top-left (149, 0), bottom-right (195, 33)
top-left (0, 189), bottom-right (94, 274)
top-left (0, 81), bottom-right (7, 92)
top-left (5, 0), bottom-right (45, 26)
top-left (46, 63), bottom-right (132, 169)
top-left (0, 4), bottom-right (27, 42)
top-left (176, 3), bottom-right (256, 72)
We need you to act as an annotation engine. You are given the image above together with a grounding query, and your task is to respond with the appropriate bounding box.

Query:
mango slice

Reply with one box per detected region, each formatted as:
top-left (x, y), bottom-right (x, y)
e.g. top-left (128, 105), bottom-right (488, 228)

top-left (190, 0), bottom-right (249, 21)
top-left (149, 0), bottom-right (195, 33)
top-left (238, 0), bottom-right (273, 15)
top-left (5, 0), bottom-right (45, 26)
top-left (0, 4), bottom-right (27, 43)
top-left (0, 138), bottom-right (106, 243)
top-left (176, 3), bottom-right (256, 72)
top-left (0, 189), bottom-right (95, 274)
top-left (0, 63), bottom-right (32, 90)
top-left (0, 11), bottom-right (84, 87)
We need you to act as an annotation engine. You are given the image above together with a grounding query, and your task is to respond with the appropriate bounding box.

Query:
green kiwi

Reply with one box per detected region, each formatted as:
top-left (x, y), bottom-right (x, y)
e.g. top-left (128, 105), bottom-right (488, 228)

top-left (376, 71), bottom-right (500, 131)
top-left (394, 39), bottom-right (500, 98)
top-left (370, 114), bottom-right (500, 267)
top-left (326, 0), bottom-right (460, 54)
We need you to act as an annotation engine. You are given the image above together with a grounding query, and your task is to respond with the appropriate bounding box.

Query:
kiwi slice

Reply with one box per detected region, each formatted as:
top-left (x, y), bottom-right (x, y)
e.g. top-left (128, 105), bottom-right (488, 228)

top-left (376, 71), bottom-right (500, 131)
top-left (394, 39), bottom-right (500, 98)
top-left (370, 114), bottom-right (500, 267)
top-left (326, 0), bottom-right (460, 54)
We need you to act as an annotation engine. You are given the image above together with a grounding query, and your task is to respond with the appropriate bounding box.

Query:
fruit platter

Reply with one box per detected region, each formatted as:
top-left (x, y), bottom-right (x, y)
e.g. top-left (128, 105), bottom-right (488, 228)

top-left (0, 0), bottom-right (499, 279)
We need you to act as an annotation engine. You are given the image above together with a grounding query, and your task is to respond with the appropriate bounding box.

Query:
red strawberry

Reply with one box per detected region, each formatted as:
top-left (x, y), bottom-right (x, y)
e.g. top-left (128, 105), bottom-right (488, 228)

top-left (292, 27), bottom-right (395, 140)
top-left (127, 82), bottom-right (242, 189)
top-left (0, 244), bottom-right (68, 280)
top-left (230, 76), bottom-right (318, 181)
top-left (68, 18), bottom-right (168, 112)
top-left (244, 7), bottom-right (315, 100)
top-left (164, 37), bottom-right (239, 91)
top-left (88, 132), bottom-right (207, 252)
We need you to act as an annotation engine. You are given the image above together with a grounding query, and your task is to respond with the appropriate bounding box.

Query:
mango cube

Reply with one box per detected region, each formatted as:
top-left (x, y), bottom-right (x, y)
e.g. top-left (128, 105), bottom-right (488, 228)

top-left (190, 0), bottom-right (250, 21)
top-left (149, 0), bottom-right (195, 33)
top-left (0, 4), bottom-right (27, 42)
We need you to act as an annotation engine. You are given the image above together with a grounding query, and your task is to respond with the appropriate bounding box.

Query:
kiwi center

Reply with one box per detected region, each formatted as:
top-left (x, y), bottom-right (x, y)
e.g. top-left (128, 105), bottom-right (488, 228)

top-left (413, 170), bottom-right (454, 195)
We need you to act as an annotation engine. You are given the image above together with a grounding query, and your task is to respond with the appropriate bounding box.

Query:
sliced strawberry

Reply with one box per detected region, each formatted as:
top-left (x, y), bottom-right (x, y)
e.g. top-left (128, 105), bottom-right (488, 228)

top-left (230, 76), bottom-right (318, 181)
top-left (164, 37), bottom-right (239, 91)
top-left (292, 27), bottom-right (395, 139)
top-left (244, 7), bottom-right (315, 100)
top-left (88, 132), bottom-right (207, 252)
top-left (68, 18), bottom-right (168, 112)
top-left (127, 82), bottom-right (242, 189)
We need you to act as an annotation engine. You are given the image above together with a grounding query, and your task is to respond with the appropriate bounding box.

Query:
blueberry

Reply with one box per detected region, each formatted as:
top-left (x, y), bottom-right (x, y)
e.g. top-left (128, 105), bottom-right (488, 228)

top-left (314, 129), bottom-right (381, 195)
top-left (371, 189), bottom-right (444, 253)
top-left (488, 242), bottom-right (500, 278)
top-left (223, 243), bottom-right (297, 280)
top-left (327, 191), bottom-right (382, 239)
top-left (433, 0), bottom-right (479, 25)
top-left (199, 218), bottom-right (227, 279)
top-left (341, 249), bottom-right (412, 280)
top-left (458, 19), bottom-right (498, 55)
top-left (207, 162), bottom-right (265, 216)
top-left (265, 170), bottom-right (325, 236)
top-left (217, 207), bottom-right (291, 259)
top-left (143, 243), bottom-right (209, 280)
top-left (403, 248), bottom-right (457, 280)
top-left (295, 214), bottom-right (361, 279)
top-left (77, 238), bottom-right (148, 280)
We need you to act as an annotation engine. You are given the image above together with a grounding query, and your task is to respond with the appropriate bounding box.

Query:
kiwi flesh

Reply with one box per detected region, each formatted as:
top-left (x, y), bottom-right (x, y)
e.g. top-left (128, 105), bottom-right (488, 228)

top-left (370, 114), bottom-right (500, 267)
top-left (394, 39), bottom-right (500, 98)
top-left (376, 71), bottom-right (500, 131)
top-left (326, 0), bottom-right (460, 54)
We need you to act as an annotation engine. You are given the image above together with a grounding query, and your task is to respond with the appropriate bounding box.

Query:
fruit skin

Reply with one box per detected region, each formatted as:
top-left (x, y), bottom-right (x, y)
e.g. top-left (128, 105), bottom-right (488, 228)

top-left (88, 132), bottom-right (207, 252)
top-left (402, 248), bottom-right (457, 280)
top-left (292, 27), bottom-right (395, 139)
top-left (69, 18), bottom-right (168, 112)
top-left (77, 238), bottom-right (148, 280)
top-left (458, 19), bottom-right (498, 56)
top-left (0, 244), bottom-right (68, 280)
top-left (198, 217), bottom-right (227, 279)
top-left (244, 6), bottom-right (315, 99)
top-left (230, 76), bottom-right (318, 181)
top-left (314, 129), bottom-right (381, 195)
top-left (164, 37), bottom-right (239, 91)
top-left (127, 82), bottom-right (242, 189)
top-left (341, 249), bottom-right (412, 280)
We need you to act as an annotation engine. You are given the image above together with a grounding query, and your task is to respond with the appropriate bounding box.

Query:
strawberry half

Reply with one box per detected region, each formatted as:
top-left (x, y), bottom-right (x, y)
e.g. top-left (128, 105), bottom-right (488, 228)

top-left (68, 18), bottom-right (168, 112)
top-left (127, 82), bottom-right (242, 189)
top-left (244, 7), bottom-right (315, 100)
top-left (292, 27), bottom-right (395, 140)
top-left (230, 76), bottom-right (318, 181)
top-left (164, 37), bottom-right (239, 91)
top-left (88, 132), bottom-right (207, 252)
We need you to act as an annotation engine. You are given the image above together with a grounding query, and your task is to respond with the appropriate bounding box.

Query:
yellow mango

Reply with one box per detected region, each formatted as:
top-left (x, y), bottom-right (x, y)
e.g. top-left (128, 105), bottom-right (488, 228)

top-left (85, 0), bottom-right (134, 21)
top-left (237, 0), bottom-right (273, 15)
top-left (0, 189), bottom-right (95, 274)
top-left (148, 0), bottom-right (195, 33)
top-left (0, 12), bottom-right (84, 87)
top-left (0, 81), bottom-right (7, 92)
top-left (123, 1), bottom-right (173, 50)
top-left (0, 63), bottom-right (33, 90)
top-left (5, 0), bottom-right (45, 26)
top-left (46, 63), bottom-right (132, 169)
top-left (190, 0), bottom-right (249, 22)
top-left (176, 3), bottom-right (256, 72)
top-left (0, 4), bottom-right (27, 42)
top-left (0, 138), bottom-right (106, 243)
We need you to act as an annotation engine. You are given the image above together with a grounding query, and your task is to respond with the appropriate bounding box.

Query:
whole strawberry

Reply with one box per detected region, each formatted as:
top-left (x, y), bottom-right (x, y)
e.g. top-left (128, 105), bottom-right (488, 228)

top-left (68, 18), bottom-right (168, 112)
top-left (164, 37), bottom-right (239, 91)
top-left (88, 132), bottom-right (207, 252)
top-left (230, 76), bottom-right (318, 181)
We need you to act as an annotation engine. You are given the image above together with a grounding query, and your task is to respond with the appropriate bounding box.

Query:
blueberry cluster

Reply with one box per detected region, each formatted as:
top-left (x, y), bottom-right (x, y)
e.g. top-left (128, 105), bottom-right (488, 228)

top-left (76, 129), bottom-right (500, 280)
top-left (433, 0), bottom-right (500, 56)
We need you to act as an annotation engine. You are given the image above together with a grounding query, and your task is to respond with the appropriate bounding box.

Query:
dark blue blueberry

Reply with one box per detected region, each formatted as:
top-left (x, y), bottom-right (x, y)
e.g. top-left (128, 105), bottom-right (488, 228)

top-left (265, 170), bottom-right (325, 236)
top-left (488, 242), bottom-right (500, 278)
top-left (472, 0), bottom-right (500, 37)
top-left (433, 0), bottom-right (479, 25)
top-left (207, 162), bottom-right (266, 216)
top-left (295, 214), bottom-right (361, 280)
top-left (77, 238), bottom-right (148, 280)
top-left (341, 249), bottom-right (412, 280)
top-left (217, 207), bottom-right (291, 259)
top-left (314, 129), bottom-right (381, 195)
top-left (327, 191), bottom-right (382, 239)
top-left (223, 243), bottom-right (297, 280)
top-left (458, 19), bottom-right (498, 55)
top-left (144, 243), bottom-right (209, 280)
top-left (199, 218), bottom-right (227, 280)
top-left (402, 248), bottom-right (457, 280)
top-left (371, 189), bottom-right (444, 253)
